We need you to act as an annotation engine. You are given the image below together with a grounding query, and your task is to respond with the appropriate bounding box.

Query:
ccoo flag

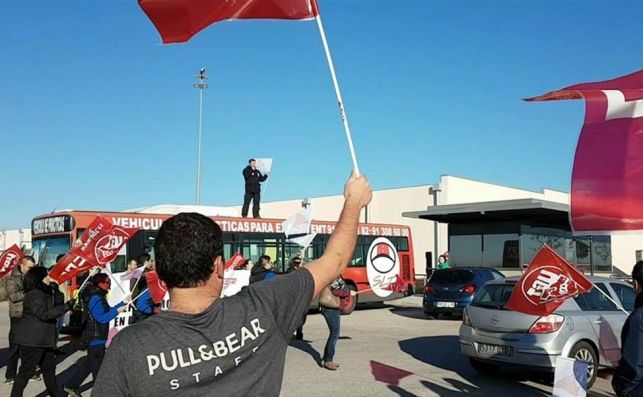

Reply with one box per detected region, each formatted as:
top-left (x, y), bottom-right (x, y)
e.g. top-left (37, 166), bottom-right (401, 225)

top-left (49, 216), bottom-right (139, 284)
top-left (506, 245), bottom-right (593, 316)
top-left (145, 270), bottom-right (169, 304)
top-left (0, 245), bottom-right (24, 279)
top-left (138, 0), bottom-right (318, 43)
top-left (526, 69), bottom-right (643, 233)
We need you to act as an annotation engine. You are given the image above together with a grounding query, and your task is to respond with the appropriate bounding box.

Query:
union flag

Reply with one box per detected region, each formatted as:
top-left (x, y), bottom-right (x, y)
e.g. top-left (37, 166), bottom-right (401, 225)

top-left (506, 245), bottom-right (593, 316)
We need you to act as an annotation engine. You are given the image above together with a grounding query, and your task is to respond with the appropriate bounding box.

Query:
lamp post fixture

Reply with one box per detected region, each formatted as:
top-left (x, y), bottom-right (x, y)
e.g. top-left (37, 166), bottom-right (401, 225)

top-left (194, 68), bottom-right (208, 206)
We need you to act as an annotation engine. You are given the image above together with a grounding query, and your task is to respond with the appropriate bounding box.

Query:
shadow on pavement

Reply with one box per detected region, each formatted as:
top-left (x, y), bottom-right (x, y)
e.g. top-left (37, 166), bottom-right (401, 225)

top-left (289, 339), bottom-right (322, 366)
top-left (399, 336), bottom-right (551, 396)
top-left (388, 307), bottom-right (463, 321)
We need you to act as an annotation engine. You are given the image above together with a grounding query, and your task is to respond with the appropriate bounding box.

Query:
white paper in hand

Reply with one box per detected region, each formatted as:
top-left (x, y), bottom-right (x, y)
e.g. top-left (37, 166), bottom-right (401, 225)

top-left (255, 158), bottom-right (273, 174)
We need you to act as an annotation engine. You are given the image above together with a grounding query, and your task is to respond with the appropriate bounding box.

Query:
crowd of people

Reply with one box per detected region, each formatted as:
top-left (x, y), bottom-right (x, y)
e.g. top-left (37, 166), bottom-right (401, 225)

top-left (0, 174), bottom-right (370, 396)
top-left (3, 173), bottom-right (643, 396)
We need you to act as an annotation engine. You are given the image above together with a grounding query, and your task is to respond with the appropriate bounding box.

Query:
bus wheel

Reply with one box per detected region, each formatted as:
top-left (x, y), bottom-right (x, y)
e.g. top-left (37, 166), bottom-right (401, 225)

top-left (341, 284), bottom-right (358, 315)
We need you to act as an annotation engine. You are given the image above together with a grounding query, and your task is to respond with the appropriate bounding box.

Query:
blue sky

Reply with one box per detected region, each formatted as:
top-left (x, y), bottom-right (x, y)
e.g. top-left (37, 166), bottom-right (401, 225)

top-left (0, 0), bottom-right (641, 229)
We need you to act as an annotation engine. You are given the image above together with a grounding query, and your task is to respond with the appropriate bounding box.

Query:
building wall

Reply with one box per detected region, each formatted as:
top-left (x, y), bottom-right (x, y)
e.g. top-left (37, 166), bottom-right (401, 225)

top-left (231, 175), bottom-right (641, 278)
top-left (611, 234), bottom-right (643, 275)
top-left (0, 229), bottom-right (32, 252)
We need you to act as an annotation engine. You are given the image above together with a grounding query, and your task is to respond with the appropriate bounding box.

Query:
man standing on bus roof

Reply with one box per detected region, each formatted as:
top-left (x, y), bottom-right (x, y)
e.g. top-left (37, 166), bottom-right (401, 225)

top-left (93, 172), bottom-right (372, 397)
top-left (242, 158), bottom-right (268, 218)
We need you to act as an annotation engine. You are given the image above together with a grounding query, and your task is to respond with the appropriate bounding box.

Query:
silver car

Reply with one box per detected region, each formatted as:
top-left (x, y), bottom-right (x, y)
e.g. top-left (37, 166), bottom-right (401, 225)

top-left (459, 276), bottom-right (634, 388)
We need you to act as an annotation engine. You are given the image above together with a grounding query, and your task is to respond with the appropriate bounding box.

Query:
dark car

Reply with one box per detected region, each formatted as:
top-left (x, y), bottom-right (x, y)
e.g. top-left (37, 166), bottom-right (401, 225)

top-left (423, 267), bottom-right (504, 317)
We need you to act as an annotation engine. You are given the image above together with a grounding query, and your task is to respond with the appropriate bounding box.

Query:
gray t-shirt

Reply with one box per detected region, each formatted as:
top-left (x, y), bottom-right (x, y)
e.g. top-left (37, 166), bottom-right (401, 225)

top-left (92, 268), bottom-right (314, 397)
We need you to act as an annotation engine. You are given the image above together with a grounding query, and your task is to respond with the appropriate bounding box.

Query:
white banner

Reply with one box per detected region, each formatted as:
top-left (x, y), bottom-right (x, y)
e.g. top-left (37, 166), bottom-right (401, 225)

top-left (366, 237), bottom-right (400, 298)
top-left (255, 158), bottom-right (273, 174)
top-left (287, 233), bottom-right (317, 250)
top-left (553, 357), bottom-right (587, 397)
top-left (221, 269), bottom-right (251, 297)
top-left (282, 208), bottom-right (312, 237)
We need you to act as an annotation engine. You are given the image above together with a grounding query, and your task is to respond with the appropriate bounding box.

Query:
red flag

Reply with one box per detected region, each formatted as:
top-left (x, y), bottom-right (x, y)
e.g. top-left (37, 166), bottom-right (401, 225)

top-left (0, 245), bottom-right (24, 279)
top-left (370, 360), bottom-right (413, 387)
top-left (138, 0), bottom-right (318, 43)
top-left (506, 245), bottom-right (593, 316)
top-left (145, 270), bottom-right (168, 304)
top-left (49, 216), bottom-right (138, 283)
top-left (224, 252), bottom-right (246, 270)
top-left (526, 70), bottom-right (643, 233)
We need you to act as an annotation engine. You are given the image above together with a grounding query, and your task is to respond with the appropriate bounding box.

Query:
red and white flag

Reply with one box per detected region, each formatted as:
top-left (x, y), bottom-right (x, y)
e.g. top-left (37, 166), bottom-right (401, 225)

top-left (526, 69), bottom-right (643, 233)
top-left (49, 216), bottom-right (139, 284)
top-left (0, 245), bottom-right (24, 279)
top-left (224, 252), bottom-right (247, 270)
top-left (506, 245), bottom-right (593, 316)
top-left (145, 270), bottom-right (168, 304)
top-left (138, 0), bottom-right (318, 43)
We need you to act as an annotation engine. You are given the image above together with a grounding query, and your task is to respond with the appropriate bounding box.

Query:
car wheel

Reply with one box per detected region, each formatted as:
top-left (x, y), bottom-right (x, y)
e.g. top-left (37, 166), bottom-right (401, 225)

top-left (341, 284), bottom-right (357, 315)
top-left (569, 341), bottom-right (598, 388)
top-left (469, 358), bottom-right (501, 375)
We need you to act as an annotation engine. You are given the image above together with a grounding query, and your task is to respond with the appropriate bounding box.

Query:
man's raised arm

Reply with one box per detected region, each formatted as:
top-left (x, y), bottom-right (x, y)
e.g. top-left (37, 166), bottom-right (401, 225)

top-left (305, 173), bottom-right (372, 297)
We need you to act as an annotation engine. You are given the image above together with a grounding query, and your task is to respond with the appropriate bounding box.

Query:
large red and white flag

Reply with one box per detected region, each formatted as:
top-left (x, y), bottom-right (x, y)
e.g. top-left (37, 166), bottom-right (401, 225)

top-left (0, 245), bottom-right (24, 279)
top-left (145, 270), bottom-right (168, 304)
top-left (526, 69), bottom-right (643, 233)
top-left (49, 216), bottom-right (139, 284)
top-left (506, 245), bottom-right (593, 316)
top-left (138, 0), bottom-right (318, 43)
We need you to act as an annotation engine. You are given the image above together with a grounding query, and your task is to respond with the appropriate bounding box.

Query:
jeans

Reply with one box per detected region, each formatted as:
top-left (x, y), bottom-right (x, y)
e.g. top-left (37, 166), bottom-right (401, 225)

top-left (321, 307), bottom-right (340, 362)
top-left (11, 346), bottom-right (62, 397)
top-left (242, 192), bottom-right (261, 218)
top-left (5, 318), bottom-right (20, 379)
top-left (67, 344), bottom-right (106, 389)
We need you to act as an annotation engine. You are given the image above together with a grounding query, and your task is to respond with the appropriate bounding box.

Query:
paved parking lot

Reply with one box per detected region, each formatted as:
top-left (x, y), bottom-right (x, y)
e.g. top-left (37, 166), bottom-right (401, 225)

top-left (0, 298), bottom-right (616, 396)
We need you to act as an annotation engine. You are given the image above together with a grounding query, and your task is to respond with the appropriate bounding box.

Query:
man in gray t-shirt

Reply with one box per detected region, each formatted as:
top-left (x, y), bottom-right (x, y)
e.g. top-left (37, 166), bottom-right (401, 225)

top-left (93, 173), bottom-right (372, 396)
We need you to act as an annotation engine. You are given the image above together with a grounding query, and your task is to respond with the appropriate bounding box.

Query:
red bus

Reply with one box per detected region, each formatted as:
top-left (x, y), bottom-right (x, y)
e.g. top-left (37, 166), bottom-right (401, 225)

top-left (31, 210), bottom-right (415, 312)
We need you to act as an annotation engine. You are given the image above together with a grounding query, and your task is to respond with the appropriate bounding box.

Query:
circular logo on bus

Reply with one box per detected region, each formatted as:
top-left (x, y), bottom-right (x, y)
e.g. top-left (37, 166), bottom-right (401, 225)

top-left (368, 238), bottom-right (398, 274)
top-left (366, 237), bottom-right (400, 298)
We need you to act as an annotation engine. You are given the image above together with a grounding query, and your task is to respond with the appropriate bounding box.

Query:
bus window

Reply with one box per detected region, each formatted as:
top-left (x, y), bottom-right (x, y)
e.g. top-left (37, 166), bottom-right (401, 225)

top-left (241, 235), bottom-right (283, 272)
top-left (32, 236), bottom-right (71, 269)
top-left (397, 237), bottom-right (409, 252)
top-left (350, 245), bottom-right (365, 267)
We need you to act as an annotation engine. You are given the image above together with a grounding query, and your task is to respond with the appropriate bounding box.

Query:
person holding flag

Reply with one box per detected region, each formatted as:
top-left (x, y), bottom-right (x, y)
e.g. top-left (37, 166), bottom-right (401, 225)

top-left (5, 256), bottom-right (37, 384)
top-left (93, 172), bottom-right (372, 396)
top-left (613, 261), bottom-right (643, 396)
top-left (10, 267), bottom-right (73, 397)
top-left (63, 273), bottom-right (130, 397)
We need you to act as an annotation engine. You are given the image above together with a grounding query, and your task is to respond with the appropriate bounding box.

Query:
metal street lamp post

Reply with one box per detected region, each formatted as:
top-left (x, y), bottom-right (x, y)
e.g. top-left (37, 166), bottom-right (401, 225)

top-left (194, 68), bottom-right (208, 205)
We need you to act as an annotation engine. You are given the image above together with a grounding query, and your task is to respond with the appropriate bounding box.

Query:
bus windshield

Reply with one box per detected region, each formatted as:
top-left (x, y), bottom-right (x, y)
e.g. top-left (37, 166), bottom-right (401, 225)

top-left (32, 236), bottom-right (71, 269)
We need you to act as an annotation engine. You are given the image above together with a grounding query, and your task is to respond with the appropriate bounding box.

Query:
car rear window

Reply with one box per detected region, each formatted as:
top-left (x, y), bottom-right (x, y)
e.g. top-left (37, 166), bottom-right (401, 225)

top-left (430, 269), bottom-right (474, 284)
top-left (471, 283), bottom-right (515, 309)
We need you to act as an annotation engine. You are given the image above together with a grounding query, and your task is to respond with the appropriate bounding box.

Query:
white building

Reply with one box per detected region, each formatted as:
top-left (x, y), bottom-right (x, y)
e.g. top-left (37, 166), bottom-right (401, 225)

top-left (0, 229), bottom-right (31, 252)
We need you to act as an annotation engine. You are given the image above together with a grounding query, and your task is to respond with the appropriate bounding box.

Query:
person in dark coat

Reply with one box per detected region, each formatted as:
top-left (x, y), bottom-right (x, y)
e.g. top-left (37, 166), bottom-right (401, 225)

top-left (10, 266), bottom-right (73, 397)
top-left (4, 256), bottom-right (36, 383)
top-left (64, 273), bottom-right (129, 397)
top-left (613, 261), bottom-right (643, 396)
top-left (249, 255), bottom-right (277, 284)
top-left (241, 158), bottom-right (268, 218)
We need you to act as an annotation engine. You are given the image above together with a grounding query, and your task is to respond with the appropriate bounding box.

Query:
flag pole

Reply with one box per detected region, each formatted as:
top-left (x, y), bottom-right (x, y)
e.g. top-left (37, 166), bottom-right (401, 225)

top-left (592, 283), bottom-right (629, 315)
top-left (313, 1), bottom-right (360, 176)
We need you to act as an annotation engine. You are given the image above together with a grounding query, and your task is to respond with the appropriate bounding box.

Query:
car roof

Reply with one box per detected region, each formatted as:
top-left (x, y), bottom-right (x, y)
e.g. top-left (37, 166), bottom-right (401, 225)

top-left (484, 275), bottom-right (631, 285)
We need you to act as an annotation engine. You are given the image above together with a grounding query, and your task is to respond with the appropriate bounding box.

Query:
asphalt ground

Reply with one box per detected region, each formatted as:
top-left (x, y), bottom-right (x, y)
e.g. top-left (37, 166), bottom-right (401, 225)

top-left (0, 298), bottom-right (616, 396)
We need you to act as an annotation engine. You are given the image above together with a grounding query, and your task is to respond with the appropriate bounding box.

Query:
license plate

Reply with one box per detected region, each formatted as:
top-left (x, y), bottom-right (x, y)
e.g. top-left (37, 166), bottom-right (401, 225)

top-left (436, 301), bottom-right (456, 308)
top-left (477, 343), bottom-right (512, 356)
